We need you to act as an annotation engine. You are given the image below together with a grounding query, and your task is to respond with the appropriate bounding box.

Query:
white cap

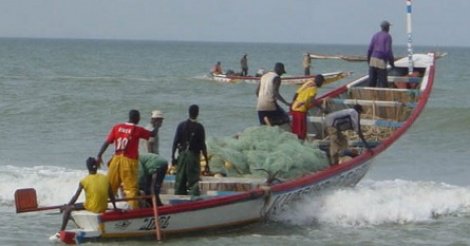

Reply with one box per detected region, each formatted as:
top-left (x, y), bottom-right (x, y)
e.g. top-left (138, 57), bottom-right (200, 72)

top-left (151, 110), bottom-right (164, 119)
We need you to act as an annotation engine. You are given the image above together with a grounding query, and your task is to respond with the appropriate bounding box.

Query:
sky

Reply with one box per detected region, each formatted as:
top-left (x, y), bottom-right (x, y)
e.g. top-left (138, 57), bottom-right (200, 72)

top-left (0, 0), bottom-right (468, 47)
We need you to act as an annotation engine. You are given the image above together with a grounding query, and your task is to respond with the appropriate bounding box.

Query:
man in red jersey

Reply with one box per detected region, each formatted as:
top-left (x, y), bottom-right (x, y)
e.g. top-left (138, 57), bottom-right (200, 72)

top-left (97, 109), bottom-right (154, 209)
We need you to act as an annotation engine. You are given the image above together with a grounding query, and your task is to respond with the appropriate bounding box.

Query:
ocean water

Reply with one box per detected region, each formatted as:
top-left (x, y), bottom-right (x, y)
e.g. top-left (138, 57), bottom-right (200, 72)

top-left (0, 38), bottom-right (469, 245)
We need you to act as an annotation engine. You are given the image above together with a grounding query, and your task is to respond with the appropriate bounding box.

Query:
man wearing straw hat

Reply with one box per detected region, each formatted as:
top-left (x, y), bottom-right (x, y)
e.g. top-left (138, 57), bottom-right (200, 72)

top-left (147, 110), bottom-right (164, 154)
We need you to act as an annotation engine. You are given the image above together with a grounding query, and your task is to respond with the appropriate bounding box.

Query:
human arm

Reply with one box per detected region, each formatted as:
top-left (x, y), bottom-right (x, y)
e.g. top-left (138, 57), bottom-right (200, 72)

top-left (171, 124), bottom-right (181, 165)
top-left (356, 117), bottom-right (373, 152)
top-left (367, 36), bottom-right (375, 63)
top-left (67, 184), bottom-right (83, 206)
top-left (201, 127), bottom-right (210, 174)
top-left (147, 139), bottom-right (154, 153)
top-left (96, 141), bottom-right (110, 167)
top-left (150, 172), bottom-right (158, 195)
top-left (272, 76), bottom-right (290, 107)
top-left (386, 34), bottom-right (395, 68)
top-left (147, 126), bottom-right (157, 153)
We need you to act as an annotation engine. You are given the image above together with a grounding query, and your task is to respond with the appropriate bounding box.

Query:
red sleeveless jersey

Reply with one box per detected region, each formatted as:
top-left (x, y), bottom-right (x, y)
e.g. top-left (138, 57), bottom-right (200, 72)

top-left (106, 122), bottom-right (152, 159)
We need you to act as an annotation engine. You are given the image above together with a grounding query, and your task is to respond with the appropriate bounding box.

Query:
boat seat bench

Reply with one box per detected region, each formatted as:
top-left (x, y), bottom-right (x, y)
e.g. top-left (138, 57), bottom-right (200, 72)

top-left (307, 116), bottom-right (403, 128)
top-left (329, 98), bottom-right (416, 108)
top-left (387, 76), bottom-right (422, 83)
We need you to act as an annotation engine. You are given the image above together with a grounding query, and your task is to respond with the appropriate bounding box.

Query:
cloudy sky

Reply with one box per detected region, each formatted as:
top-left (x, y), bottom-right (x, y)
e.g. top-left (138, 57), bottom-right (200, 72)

top-left (0, 0), bottom-right (468, 47)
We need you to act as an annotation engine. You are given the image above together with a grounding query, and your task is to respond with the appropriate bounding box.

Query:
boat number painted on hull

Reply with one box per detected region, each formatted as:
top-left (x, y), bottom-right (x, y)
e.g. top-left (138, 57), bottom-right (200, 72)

top-left (139, 216), bottom-right (171, 230)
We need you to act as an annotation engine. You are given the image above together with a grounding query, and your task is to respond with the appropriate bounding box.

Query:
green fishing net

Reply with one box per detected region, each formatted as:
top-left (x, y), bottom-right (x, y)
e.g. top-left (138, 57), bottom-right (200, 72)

top-left (207, 126), bottom-right (329, 180)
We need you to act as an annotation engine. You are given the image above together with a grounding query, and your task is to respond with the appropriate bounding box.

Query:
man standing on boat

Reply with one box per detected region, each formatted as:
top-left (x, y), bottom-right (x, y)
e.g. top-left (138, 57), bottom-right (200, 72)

top-left (290, 74), bottom-right (325, 140)
top-left (325, 105), bottom-right (371, 165)
top-left (96, 109), bottom-right (154, 209)
top-left (256, 62), bottom-right (291, 127)
top-left (58, 157), bottom-right (117, 234)
top-left (303, 53), bottom-right (311, 75)
top-left (367, 20), bottom-right (395, 87)
top-left (171, 104), bottom-right (210, 196)
top-left (147, 110), bottom-right (164, 154)
top-left (240, 54), bottom-right (248, 76)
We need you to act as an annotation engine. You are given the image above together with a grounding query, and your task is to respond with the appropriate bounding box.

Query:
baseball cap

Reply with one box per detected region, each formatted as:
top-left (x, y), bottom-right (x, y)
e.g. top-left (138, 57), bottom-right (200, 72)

top-left (380, 20), bottom-right (391, 28)
top-left (151, 110), bottom-right (164, 119)
top-left (274, 62), bottom-right (286, 75)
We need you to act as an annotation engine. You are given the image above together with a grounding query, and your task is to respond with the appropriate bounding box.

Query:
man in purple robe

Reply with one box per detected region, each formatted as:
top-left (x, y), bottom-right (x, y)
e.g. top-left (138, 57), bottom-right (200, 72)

top-left (367, 20), bottom-right (395, 87)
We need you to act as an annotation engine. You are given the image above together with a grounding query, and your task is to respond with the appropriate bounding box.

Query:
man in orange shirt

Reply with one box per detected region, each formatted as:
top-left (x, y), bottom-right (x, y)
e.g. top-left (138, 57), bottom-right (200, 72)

top-left (97, 109), bottom-right (154, 209)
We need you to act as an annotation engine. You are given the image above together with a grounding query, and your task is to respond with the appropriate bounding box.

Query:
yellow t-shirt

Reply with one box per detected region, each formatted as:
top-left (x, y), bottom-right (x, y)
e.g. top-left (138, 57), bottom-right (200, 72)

top-left (80, 173), bottom-right (110, 213)
top-left (291, 84), bottom-right (317, 113)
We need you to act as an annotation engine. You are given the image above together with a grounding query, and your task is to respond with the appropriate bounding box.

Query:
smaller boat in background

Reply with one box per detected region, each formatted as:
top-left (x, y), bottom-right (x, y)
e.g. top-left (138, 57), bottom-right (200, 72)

top-left (208, 71), bottom-right (351, 85)
top-left (309, 51), bottom-right (447, 62)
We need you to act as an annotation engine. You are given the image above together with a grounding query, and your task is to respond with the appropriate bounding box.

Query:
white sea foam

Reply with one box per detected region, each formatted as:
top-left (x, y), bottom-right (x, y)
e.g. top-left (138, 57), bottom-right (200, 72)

top-left (273, 179), bottom-right (470, 227)
top-left (0, 165), bottom-right (104, 207)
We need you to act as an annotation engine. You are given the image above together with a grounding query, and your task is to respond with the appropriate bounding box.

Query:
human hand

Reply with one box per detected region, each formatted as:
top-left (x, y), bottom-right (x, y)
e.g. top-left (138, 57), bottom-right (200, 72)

top-left (96, 156), bottom-right (103, 168)
top-left (202, 166), bottom-right (211, 176)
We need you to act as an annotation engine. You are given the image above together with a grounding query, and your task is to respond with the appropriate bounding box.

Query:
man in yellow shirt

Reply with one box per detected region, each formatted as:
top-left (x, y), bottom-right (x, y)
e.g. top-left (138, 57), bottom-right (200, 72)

top-left (290, 74), bottom-right (325, 140)
top-left (59, 157), bottom-right (117, 231)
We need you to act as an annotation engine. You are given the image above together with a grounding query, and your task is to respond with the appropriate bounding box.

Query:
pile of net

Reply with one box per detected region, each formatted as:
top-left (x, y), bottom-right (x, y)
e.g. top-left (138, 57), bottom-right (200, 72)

top-left (206, 126), bottom-right (329, 181)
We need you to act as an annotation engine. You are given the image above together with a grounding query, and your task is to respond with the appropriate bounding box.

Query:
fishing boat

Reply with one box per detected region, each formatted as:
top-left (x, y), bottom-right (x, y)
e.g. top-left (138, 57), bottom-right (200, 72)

top-left (208, 71), bottom-right (350, 85)
top-left (14, 1), bottom-right (437, 242)
top-left (14, 51), bottom-right (436, 244)
top-left (309, 51), bottom-right (447, 62)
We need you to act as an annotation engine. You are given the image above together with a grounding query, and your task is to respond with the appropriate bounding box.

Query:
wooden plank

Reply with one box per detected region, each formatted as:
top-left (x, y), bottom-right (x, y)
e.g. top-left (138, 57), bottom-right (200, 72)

top-left (307, 116), bottom-right (403, 128)
top-left (329, 98), bottom-right (416, 108)
top-left (387, 76), bottom-right (422, 83)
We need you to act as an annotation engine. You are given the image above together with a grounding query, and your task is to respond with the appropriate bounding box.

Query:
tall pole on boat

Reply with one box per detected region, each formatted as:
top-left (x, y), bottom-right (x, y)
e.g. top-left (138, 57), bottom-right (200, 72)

top-left (406, 0), bottom-right (414, 74)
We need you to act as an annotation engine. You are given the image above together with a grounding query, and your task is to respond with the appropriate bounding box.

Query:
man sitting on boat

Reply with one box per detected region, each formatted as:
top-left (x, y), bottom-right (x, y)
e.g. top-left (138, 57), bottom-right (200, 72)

top-left (211, 61), bottom-right (223, 75)
top-left (138, 153), bottom-right (168, 207)
top-left (256, 62), bottom-right (291, 128)
top-left (325, 105), bottom-right (371, 165)
top-left (57, 157), bottom-right (117, 235)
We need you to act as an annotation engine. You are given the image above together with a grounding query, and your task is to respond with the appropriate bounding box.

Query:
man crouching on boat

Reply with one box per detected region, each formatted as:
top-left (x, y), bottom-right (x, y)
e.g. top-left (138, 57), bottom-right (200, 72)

top-left (325, 105), bottom-right (371, 165)
top-left (57, 157), bottom-right (117, 234)
top-left (138, 153), bottom-right (168, 207)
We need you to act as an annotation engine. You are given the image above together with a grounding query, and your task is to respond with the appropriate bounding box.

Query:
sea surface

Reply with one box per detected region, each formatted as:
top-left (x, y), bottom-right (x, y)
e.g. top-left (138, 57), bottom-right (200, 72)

top-left (0, 38), bottom-right (469, 245)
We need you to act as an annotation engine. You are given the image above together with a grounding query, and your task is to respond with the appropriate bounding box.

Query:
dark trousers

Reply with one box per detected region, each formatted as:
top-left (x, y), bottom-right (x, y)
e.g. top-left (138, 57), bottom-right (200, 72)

top-left (241, 68), bottom-right (248, 76)
top-left (368, 66), bottom-right (388, 87)
top-left (174, 151), bottom-right (201, 196)
top-left (304, 67), bottom-right (310, 76)
top-left (257, 104), bottom-right (290, 126)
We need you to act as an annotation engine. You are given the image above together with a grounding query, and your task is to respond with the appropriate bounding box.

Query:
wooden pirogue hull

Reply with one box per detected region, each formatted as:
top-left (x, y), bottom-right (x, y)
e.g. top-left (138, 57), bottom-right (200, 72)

top-left (59, 53), bottom-right (435, 244)
top-left (209, 71), bottom-right (349, 85)
top-left (61, 160), bottom-right (372, 244)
